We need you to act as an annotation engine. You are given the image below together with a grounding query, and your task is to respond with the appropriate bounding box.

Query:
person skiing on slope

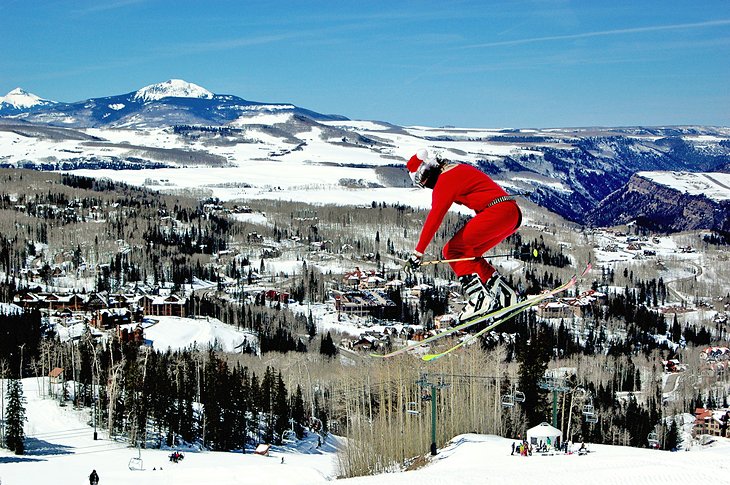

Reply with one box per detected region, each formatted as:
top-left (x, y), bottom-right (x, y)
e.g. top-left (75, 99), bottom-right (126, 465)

top-left (405, 149), bottom-right (521, 321)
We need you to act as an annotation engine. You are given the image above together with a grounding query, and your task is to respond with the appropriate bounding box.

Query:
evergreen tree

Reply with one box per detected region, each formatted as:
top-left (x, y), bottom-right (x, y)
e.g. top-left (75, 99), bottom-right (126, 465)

top-left (664, 418), bottom-right (680, 451)
top-left (260, 367), bottom-right (275, 444)
top-left (174, 352), bottom-right (198, 445)
top-left (671, 314), bottom-right (682, 343)
top-left (228, 364), bottom-right (250, 450)
top-left (201, 351), bottom-right (226, 450)
top-left (5, 379), bottom-right (27, 454)
top-left (516, 322), bottom-right (550, 426)
top-left (307, 311), bottom-right (317, 341)
top-left (291, 385), bottom-right (307, 439)
top-left (273, 371), bottom-right (290, 444)
top-left (319, 332), bottom-right (338, 358)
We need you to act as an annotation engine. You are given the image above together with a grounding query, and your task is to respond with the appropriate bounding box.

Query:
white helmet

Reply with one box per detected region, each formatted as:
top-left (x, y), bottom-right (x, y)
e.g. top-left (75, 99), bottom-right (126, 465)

top-left (407, 149), bottom-right (439, 187)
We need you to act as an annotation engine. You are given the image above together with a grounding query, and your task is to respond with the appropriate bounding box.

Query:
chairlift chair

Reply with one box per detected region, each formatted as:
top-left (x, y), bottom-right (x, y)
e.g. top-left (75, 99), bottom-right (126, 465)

top-left (128, 443), bottom-right (143, 471)
top-left (582, 404), bottom-right (595, 416)
top-left (128, 457), bottom-right (143, 471)
top-left (647, 431), bottom-right (658, 445)
top-left (406, 401), bottom-right (420, 415)
top-left (501, 394), bottom-right (515, 408)
top-left (514, 390), bottom-right (526, 403)
top-left (585, 414), bottom-right (598, 424)
top-left (282, 429), bottom-right (296, 444)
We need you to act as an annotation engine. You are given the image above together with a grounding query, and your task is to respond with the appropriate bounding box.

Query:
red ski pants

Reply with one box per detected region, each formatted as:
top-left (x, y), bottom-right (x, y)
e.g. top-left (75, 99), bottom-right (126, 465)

top-left (442, 200), bottom-right (521, 282)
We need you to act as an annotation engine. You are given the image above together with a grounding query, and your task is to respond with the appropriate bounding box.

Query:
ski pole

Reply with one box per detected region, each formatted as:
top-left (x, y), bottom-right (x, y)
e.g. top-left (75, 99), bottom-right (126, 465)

top-left (420, 249), bottom-right (539, 267)
top-left (419, 256), bottom-right (479, 267)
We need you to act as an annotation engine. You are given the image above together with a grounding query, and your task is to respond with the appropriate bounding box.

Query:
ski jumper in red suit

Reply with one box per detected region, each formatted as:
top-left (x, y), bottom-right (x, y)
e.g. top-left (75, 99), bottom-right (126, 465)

top-left (415, 163), bottom-right (521, 283)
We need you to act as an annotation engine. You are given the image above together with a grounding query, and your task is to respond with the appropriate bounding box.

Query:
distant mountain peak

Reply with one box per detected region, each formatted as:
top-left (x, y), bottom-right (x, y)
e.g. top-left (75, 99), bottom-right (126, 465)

top-left (0, 87), bottom-right (55, 109)
top-left (133, 79), bottom-right (214, 102)
top-left (1, 79), bottom-right (346, 126)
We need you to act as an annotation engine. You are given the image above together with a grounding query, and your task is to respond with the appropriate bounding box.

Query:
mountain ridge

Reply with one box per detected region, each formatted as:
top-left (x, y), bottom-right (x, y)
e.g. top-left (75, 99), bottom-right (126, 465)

top-left (586, 172), bottom-right (730, 232)
top-left (0, 79), bottom-right (348, 128)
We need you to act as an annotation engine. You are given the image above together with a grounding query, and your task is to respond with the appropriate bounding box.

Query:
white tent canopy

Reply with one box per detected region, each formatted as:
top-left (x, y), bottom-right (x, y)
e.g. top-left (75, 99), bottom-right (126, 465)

top-left (526, 422), bottom-right (562, 446)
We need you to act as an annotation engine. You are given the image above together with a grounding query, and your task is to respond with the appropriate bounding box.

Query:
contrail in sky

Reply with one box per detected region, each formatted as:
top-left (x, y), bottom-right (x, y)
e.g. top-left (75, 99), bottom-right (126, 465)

top-left (463, 19), bottom-right (730, 49)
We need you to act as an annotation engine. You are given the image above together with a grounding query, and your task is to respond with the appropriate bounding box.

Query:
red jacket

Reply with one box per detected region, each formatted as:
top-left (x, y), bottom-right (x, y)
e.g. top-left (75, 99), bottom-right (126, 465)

top-left (415, 163), bottom-right (508, 254)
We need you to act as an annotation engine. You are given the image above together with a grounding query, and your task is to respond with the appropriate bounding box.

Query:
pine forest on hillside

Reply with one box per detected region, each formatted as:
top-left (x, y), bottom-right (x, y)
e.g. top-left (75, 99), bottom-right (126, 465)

top-left (0, 168), bottom-right (728, 477)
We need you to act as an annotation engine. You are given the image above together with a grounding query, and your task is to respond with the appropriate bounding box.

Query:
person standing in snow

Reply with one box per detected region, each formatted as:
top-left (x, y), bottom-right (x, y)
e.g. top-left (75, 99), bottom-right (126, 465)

top-left (404, 149), bottom-right (522, 321)
top-left (89, 469), bottom-right (99, 485)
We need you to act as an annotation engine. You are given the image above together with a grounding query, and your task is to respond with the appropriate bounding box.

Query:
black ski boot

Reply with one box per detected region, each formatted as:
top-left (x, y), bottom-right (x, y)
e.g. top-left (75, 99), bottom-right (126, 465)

top-left (458, 272), bottom-right (517, 322)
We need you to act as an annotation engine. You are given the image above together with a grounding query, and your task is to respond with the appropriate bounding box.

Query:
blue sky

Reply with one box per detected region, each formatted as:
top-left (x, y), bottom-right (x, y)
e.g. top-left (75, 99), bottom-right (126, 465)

top-left (2, 0), bottom-right (729, 128)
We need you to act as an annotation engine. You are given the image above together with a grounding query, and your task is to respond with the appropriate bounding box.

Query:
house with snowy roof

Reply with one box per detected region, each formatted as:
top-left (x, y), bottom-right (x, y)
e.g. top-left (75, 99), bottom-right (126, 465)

top-left (342, 267), bottom-right (386, 290)
top-left (384, 279), bottom-right (404, 290)
top-left (361, 274), bottom-right (386, 289)
top-left (434, 313), bottom-right (457, 330)
top-left (13, 292), bottom-right (86, 311)
top-left (13, 292), bottom-right (42, 308)
top-left (351, 335), bottom-right (379, 352)
top-left (139, 294), bottom-right (187, 317)
top-left (408, 283), bottom-right (433, 299)
top-left (85, 292), bottom-right (109, 310)
top-left (49, 367), bottom-right (64, 384)
top-left (536, 300), bottom-right (572, 319)
top-left (693, 407), bottom-right (730, 437)
top-left (92, 308), bottom-right (134, 329)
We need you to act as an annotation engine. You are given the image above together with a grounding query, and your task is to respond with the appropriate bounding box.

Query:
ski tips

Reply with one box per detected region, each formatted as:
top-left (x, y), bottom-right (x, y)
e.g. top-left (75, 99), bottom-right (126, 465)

top-left (570, 263), bottom-right (592, 281)
top-left (422, 353), bottom-right (441, 362)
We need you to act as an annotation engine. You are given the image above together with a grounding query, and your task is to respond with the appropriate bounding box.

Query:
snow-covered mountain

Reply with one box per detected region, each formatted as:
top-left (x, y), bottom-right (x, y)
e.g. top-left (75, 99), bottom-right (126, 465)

top-left (0, 87), bottom-right (57, 113)
top-left (133, 79), bottom-right (214, 102)
top-left (1, 79), bottom-right (346, 128)
top-left (1, 80), bottom-right (729, 231)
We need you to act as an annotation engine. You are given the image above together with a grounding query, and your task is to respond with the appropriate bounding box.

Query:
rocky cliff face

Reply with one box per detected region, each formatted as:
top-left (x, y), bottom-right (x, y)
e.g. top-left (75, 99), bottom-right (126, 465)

top-left (586, 174), bottom-right (730, 232)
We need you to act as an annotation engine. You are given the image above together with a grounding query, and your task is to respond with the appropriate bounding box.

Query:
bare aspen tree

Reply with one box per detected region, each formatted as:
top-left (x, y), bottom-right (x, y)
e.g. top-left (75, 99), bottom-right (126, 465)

top-left (107, 360), bottom-right (125, 438)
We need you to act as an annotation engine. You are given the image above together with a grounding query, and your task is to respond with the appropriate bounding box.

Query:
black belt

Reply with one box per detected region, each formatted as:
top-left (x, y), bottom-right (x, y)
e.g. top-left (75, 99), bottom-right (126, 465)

top-left (485, 194), bottom-right (520, 209)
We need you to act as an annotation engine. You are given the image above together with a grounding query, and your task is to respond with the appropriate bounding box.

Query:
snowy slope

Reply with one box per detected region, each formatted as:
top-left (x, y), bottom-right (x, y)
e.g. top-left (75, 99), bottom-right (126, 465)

top-left (1, 120), bottom-right (728, 230)
top-left (139, 315), bottom-right (258, 353)
top-left (640, 171), bottom-right (730, 202)
top-left (1, 378), bottom-right (339, 485)
top-left (2, 378), bottom-right (729, 485)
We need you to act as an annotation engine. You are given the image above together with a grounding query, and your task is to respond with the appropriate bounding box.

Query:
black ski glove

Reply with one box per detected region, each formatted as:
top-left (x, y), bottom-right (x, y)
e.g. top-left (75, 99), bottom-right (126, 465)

top-left (404, 251), bottom-right (423, 273)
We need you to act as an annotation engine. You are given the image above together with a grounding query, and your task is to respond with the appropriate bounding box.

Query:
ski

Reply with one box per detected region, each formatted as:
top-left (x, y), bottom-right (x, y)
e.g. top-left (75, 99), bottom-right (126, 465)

top-left (422, 302), bottom-right (535, 361)
top-left (422, 263), bottom-right (592, 361)
top-left (370, 290), bottom-right (558, 359)
top-left (370, 264), bottom-right (590, 359)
